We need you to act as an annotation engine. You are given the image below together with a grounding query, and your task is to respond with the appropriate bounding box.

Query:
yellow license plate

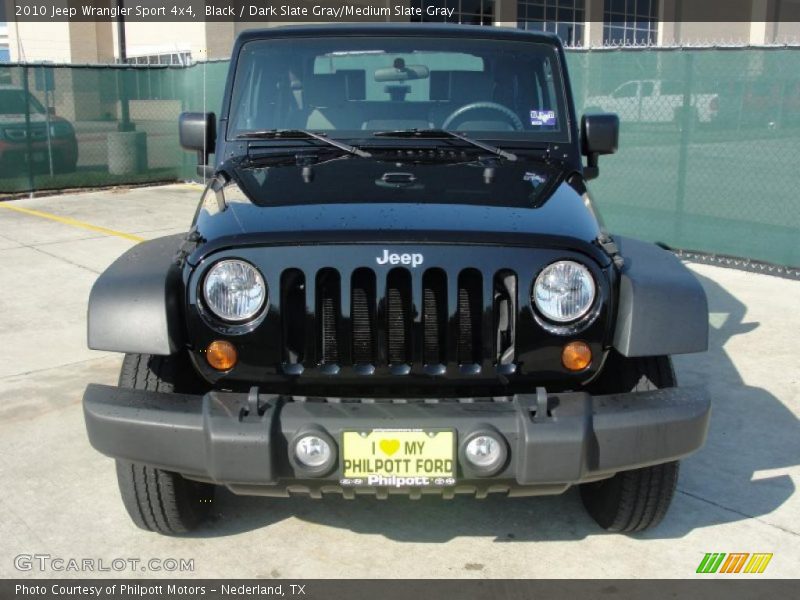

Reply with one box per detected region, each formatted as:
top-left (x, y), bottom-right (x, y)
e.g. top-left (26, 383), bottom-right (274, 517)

top-left (342, 429), bottom-right (455, 486)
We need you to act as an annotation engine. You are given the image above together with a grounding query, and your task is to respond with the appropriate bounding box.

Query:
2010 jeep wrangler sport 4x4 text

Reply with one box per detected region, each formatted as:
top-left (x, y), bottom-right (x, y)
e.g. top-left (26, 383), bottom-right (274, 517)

top-left (83, 25), bottom-right (711, 535)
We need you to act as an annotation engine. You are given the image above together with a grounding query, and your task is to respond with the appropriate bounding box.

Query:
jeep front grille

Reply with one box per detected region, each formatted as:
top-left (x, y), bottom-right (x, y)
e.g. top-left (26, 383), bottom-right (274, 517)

top-left (317, 268), bottom-right (340, 366)
top-left (351, 269), bottom-right (375, 365)
top-left (279, 267), bottom-right (517, 376)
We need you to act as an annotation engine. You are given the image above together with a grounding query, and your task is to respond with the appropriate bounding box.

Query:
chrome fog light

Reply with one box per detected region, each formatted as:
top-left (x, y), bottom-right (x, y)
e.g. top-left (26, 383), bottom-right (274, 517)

top-left (295, 435), bottom-right (331, 467)
top-left (461, 432), bottom-right (507, 476)
top-left (290, 431), bottom-right (337, 476)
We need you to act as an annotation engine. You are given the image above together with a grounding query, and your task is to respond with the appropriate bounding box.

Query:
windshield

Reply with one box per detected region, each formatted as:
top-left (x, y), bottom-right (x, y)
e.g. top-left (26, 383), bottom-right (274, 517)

top-left (0, 89), bottom-right (46, 115)
top-left (228, 36), bottom-right (570, 142)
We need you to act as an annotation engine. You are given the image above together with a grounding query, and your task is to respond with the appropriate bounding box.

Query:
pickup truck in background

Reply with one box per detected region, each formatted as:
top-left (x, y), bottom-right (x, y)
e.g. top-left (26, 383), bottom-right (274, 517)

top-left (586, 79), bottom-right (719, 125)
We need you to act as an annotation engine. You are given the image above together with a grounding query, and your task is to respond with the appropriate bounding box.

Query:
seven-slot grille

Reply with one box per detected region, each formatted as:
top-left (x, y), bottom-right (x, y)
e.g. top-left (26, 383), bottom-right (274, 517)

top-left (279, 267), bottom-right (517, 375)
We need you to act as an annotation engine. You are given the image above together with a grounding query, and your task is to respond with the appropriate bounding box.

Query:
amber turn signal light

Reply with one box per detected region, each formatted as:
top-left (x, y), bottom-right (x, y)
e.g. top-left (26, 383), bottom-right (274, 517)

top-left (206, 340), bottom-right (237, 371)
top-left (562, 341), bottom-right (592, 371)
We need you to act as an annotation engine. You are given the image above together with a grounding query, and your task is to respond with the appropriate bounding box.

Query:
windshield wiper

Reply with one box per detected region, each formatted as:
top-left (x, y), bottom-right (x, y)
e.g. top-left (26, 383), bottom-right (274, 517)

top-left (236, 129), bottom-right (371, 158)
top-left (373, 129), bottom-right (517, 162)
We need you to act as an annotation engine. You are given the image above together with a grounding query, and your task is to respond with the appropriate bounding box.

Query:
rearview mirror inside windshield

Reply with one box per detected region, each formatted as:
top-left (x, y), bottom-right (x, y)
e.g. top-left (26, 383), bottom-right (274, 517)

top-left (374, 59), bottom-right (430, 82)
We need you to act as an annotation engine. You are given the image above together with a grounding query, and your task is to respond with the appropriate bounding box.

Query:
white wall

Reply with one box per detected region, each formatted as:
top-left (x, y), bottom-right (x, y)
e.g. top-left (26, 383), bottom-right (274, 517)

top-left (118, 20), bottom-right (207, 62)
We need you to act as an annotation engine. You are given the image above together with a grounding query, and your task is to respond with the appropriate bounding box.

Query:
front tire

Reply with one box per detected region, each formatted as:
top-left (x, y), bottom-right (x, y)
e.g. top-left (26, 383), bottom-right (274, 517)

top-left (115, 353), bottom-right (215, 534)
top-left (580, 354), bottom-right (680, 532)
top-left (580, 461), bottom-right (680, 533)
top-left (116, 461), bottom-right (214, 534)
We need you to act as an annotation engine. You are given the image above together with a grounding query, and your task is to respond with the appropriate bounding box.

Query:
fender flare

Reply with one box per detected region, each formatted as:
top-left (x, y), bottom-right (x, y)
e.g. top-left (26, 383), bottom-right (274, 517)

top-left (612, 236), bottom-right (708, 357)
top-left (87, 234), bottom-right (186, 355)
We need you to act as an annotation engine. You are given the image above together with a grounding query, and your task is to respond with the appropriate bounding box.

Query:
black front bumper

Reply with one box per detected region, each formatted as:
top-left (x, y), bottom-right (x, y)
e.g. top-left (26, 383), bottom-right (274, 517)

top-left (83, 384), bottom-right (710, 497)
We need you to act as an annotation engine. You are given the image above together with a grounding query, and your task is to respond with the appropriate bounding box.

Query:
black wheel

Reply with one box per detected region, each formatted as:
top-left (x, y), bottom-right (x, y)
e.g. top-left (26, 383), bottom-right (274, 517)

top-left (115, 461), bottom-right (214, 534)
top-left (50, 148), bottom-right (78, 174)
top-left (115, 353), bottom-right (215, 534)
top-left (52, 158), bottom-right (78, 174)
top-left (118, 352), bottom-right (210, 394)
top-left (580, 353), bottom-right (680, 532)
top-left (588, 351), bottom-right (676, 395)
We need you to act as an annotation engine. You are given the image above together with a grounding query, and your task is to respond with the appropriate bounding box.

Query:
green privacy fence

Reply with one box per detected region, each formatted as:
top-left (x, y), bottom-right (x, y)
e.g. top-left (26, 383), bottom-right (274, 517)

top-left (0, 49), bottom-right (798, 267)
top-left (0, 61), bottom-right (228, 190)
top-left (567, 48), bottom-right (800, 269)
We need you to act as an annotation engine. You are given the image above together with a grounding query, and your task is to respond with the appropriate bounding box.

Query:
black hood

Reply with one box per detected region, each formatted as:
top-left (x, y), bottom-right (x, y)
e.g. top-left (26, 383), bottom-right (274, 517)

top-left (230, 154), bottom-right (558, 209)
top-left (190, 156), bottom-right (605, 261)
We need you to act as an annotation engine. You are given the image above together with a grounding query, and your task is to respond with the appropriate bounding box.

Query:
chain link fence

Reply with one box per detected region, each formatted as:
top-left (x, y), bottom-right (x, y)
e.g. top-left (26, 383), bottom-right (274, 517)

top-left (568, 47), bottom-right (800, 269)
top-left (0, 61), bottom-right (227, 192)
top-left (0, 48), bottom-right (798, 267)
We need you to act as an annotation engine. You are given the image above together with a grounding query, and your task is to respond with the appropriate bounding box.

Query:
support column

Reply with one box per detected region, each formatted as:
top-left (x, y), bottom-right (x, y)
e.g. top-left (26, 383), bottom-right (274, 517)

top-left (584, 0), bottom-right (605, 48)
top-left (750, 0), bottom-right (779, 44)
top-left (658, 0), bottom-right (680, 46)
top-left (494, 0), bottom-right (519, 27)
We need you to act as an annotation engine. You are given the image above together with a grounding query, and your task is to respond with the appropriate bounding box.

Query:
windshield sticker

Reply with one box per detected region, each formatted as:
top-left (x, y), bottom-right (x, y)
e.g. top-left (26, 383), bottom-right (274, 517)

top-left (530, 110), bottom-right (556, 127)
top-left (523, 172), bottom-right (547, 189)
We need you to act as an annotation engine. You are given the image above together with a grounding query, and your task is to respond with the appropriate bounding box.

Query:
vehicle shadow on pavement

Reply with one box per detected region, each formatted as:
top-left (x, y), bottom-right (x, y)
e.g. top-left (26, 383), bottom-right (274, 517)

top-left (190, 271), bottom-right (797, 542)
top-left (641, 271), bottom-right (798, 540)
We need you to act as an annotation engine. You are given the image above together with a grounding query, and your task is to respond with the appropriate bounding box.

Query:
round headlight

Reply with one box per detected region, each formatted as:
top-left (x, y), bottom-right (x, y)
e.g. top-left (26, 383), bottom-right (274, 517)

top-left (203, 259), bottom-right (266, 322)
top-left (533, 260), bottom-right (596, 323)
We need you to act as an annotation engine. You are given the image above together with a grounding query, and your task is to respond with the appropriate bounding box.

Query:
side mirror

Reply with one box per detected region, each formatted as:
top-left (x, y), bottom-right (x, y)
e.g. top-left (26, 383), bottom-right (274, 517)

top-left (47, 106), bottom-right (56, 117)
top-left (581, 113), bottom-right (619, 180)
top-left (179, 112), bottom-right (216, 177)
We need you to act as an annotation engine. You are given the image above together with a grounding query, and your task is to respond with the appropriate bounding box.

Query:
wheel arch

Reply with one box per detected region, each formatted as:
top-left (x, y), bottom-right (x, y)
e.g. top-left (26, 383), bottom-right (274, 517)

top-left (88, 234), bottom-right (187, 355)
top-left (611, 236), bottom-right (708, 357)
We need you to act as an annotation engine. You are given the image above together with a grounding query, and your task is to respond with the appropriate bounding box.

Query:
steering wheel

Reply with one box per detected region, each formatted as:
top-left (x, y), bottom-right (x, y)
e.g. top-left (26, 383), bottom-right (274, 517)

top-left (442, 101), bottom-right (525, 131)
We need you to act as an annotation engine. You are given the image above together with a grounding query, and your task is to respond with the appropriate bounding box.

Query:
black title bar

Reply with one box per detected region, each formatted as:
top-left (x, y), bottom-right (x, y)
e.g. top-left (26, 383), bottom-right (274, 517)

top-left (2, 579), bottom-right (797, 600)
top-left (4, 0), bottom-right (800, 23)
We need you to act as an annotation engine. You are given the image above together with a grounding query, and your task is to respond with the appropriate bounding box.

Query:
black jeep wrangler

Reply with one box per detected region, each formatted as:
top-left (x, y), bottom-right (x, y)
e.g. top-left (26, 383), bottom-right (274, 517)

top-left (83, 24), bottom-right (710, 535)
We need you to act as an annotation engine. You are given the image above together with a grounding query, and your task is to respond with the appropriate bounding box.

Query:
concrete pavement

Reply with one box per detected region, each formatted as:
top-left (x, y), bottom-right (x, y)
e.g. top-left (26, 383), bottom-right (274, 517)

top-left (0, 184), bottom-right (797, 579)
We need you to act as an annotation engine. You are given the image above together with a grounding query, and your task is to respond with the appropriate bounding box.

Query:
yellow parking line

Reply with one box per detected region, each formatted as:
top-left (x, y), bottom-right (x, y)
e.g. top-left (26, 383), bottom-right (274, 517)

top-left (0, 204), bottom-right (144, 243)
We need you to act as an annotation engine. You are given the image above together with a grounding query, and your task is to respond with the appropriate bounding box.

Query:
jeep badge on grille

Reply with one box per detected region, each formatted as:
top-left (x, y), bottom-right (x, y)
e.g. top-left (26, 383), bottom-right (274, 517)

top-left (376, 249), bottom-right (424, 268)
